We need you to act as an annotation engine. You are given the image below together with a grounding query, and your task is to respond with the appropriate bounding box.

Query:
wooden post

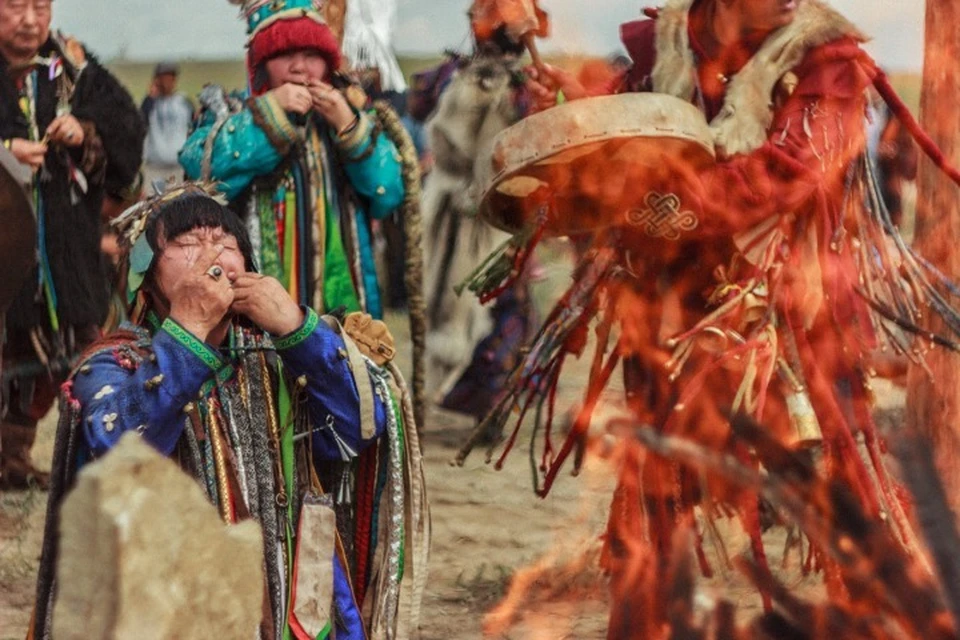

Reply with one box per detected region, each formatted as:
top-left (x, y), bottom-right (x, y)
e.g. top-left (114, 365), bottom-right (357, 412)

top-left (905, 0), bottom-right (960, 511)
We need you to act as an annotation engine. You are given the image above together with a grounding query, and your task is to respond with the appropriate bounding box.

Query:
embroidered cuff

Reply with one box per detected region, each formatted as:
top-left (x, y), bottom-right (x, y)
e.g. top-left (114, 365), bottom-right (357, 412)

top-left (335, 111), bottom-right (375, 159)
top-left (274, 307), bottom-right (320, 351)
top-left (160, 318), bottom-right (224, 372)
top-left (248, 93), bottom-right (300, 155)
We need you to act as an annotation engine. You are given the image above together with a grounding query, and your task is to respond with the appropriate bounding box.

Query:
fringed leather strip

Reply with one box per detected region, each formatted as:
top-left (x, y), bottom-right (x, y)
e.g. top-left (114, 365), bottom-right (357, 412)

top-left (361, 368), bottom-right (405, 639)
top-left (869, 68), bottom-right (960, 188)
top-left (386, 361), bottom-right (431, 640)
top-left (353, 445), bottom-right (377, 606)
top-left (248, 349), bottom-right (288, 639)
top-left (32, 388), bottom-right (84, 640)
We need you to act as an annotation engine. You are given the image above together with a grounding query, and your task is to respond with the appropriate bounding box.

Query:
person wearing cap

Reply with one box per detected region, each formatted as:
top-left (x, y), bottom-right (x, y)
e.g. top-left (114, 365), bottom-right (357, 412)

top-left (141, 61), bottom-right (193, 188)
top-left (32, 184), bottom-right (427, 640)
top-left (180, 0), bottom-right (404, 322)
top-left (179, 3), bottom-right (422, 635)
top-left (0, 0), bottom-right (144, 489)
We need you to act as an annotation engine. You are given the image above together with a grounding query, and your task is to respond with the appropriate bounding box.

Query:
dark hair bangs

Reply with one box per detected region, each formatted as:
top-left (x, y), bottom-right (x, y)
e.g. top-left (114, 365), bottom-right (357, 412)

top-left (145, 194), bottom-right (256, 270)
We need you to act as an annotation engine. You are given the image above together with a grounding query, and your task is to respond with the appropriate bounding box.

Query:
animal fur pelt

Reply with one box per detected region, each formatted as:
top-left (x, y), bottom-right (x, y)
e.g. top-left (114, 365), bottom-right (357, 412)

top-left (421, 53), bottom-right (525, 394)
top-left (652, 0), bottom-right (865, 156)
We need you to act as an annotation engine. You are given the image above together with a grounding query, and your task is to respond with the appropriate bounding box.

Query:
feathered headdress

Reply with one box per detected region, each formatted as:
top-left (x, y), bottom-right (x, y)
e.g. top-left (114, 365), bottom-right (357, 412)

top-left (340, 0), bottom-right (406, 92)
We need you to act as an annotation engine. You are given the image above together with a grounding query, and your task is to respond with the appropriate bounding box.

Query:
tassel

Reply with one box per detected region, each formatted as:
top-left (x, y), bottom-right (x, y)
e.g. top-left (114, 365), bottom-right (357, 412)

top-left (869, 66), bottom-right (960, 187)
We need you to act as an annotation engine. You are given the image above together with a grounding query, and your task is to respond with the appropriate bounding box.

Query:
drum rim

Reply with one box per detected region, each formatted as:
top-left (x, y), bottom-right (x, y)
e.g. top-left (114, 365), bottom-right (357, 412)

top-left (478, 93), bottom-right (716, 234)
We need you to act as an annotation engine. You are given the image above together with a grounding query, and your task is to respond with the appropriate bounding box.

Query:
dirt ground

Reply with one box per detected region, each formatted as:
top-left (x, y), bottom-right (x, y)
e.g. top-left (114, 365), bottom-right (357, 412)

top-left (0, 393), bottom-right (833, 640)
top-left (0, 321), bottom-right (619, 640)
top-left (0, 386), bottom-right (814, 640)
top-left (0, 249), bottom-right (905, 639)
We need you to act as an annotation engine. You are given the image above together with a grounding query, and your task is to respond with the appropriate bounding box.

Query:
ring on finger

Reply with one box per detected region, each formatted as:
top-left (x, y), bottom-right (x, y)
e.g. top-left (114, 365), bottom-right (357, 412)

top-left (206, 265), bottom-right (224, 281)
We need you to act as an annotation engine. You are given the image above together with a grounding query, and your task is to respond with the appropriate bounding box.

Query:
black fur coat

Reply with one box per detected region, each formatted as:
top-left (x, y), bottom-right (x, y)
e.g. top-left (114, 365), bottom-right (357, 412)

top-left (0, 38), bottom-right (144, 336)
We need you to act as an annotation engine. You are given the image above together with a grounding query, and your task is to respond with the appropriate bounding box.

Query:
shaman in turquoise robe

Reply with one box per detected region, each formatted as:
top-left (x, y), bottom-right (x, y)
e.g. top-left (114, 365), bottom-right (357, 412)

top-left (180, 88), bottom-right (404, 319)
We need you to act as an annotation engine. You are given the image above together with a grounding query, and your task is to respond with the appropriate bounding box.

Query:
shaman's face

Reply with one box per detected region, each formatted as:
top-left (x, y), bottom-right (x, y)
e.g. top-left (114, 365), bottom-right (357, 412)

top-left (153, 227), bottom-right (247, 298)
top-left (0, 0), bottom-right (52, 65)
top-left (737, 0), bottom-right (800, 32)
top-left (264, 48), bottom-right (330, 88)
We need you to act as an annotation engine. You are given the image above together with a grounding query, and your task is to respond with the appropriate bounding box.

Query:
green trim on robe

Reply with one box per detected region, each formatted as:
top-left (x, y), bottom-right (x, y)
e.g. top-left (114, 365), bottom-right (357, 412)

top-left (320, 185), bottom-right (360, 314)
top-left (258, 187), bottom-right (284, 283)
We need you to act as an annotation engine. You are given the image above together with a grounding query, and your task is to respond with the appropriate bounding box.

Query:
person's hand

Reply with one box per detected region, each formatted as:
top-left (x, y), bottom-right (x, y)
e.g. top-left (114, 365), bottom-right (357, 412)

top-left (46, 115), bottom-right (85, 148)
top-left (420, 151), bottom-right (435, 175)
top-left (167, 244), bottom-right (235, 341)
top-left (271, 83), bottom-right (314, 115)
top-left (307, 81), bottom-right (356, 133)
top-left (525, 64), bottom-right (587, 113)
top-left (230, 273), bottom-right (304, 336)
top-left (100, 232), bottom-right (121, 264)
top-left (8, 139), bottom-right (47, 171)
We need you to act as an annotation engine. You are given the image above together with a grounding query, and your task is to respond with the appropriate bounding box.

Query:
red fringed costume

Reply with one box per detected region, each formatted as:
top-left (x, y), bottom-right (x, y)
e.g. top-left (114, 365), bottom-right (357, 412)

top-left (458, 0), bottom-right (960, 635)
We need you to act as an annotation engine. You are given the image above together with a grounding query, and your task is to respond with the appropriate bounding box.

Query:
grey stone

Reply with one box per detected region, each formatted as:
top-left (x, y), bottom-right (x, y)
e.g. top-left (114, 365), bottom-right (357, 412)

top-left (53, 433), bottom-right (263, 639)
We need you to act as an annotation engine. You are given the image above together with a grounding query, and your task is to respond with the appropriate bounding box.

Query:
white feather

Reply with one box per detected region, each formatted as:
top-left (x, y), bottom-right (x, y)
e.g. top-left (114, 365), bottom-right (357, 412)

top-left (341, 0), bottom-right (407, 92)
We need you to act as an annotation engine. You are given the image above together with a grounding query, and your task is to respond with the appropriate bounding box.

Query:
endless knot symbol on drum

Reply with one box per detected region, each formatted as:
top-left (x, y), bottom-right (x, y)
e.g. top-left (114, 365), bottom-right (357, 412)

top-left (625, 192), bottom-right (699, 240)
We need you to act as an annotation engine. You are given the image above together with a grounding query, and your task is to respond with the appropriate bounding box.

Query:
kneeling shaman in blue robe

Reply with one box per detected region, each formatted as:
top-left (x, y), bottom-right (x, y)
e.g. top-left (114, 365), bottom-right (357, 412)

top-left (33, 184), bottom-right (428, 640)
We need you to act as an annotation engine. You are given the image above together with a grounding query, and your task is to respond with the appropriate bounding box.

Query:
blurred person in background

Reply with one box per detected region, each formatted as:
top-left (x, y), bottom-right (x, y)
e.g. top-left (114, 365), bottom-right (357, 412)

top-left (876, 103), bottom-right (919, 231)
top-left (0, 0), bottom-right (144, 489)
top-left (422, 22), bottom-right (540, 423)
top-left (141, 61), bottom-right (193, 189)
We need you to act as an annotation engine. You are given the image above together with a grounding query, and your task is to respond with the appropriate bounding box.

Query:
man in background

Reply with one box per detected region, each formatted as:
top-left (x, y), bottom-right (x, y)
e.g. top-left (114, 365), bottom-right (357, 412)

top-left (0, 0), bottom-right (144, 488)
top-left (141, 61), bottom-right (192, 189)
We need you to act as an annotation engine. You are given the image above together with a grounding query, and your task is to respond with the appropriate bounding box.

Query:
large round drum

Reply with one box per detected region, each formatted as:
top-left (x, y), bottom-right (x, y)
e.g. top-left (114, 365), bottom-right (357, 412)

top-left (478, 93), bottom-right (715, 239)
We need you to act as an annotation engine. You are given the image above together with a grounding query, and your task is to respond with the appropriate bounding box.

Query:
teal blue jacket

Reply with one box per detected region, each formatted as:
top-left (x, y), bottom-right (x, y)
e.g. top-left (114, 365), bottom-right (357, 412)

top-left (179, 90), bottom-right (404, 318)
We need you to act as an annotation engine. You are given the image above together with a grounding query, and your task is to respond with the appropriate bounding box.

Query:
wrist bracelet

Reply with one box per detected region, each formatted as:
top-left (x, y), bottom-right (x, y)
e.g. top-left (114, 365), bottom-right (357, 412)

top-left (336, 115), bottom-right (360, 137)
top-left (2, 139), bottom-right (11, 150)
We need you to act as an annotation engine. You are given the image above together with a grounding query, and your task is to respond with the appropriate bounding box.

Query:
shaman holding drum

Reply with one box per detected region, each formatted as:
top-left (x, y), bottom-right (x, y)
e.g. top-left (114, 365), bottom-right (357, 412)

top-left (459, 0), bottom-right (960, 634)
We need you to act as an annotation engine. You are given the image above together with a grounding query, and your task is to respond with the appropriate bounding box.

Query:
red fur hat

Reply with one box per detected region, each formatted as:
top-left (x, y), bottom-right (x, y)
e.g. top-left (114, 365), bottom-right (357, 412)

top-left (248, 15), bottom-right (342, 92)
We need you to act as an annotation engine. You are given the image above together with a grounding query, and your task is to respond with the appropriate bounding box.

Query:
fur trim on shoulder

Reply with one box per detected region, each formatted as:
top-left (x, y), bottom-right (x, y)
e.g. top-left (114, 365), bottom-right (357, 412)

top-left (652, 0), bottom-right (866, 155)
top-left (651, 0), bottom-right (697, 102)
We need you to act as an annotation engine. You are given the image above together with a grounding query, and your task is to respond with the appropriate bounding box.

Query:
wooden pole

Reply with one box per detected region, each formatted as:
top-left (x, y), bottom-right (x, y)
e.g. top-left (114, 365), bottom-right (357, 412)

top-left (905, 0), bottom-right (960, 511)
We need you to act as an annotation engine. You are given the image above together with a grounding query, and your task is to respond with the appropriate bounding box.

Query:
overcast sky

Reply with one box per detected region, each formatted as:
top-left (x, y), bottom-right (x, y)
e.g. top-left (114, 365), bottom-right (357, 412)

top-left (53, 0), bottom-right (925, 72)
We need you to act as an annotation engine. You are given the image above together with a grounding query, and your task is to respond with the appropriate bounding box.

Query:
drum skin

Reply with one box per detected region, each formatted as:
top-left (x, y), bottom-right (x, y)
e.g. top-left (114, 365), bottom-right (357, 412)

top-left (478, 93), bottom-right (716, 243)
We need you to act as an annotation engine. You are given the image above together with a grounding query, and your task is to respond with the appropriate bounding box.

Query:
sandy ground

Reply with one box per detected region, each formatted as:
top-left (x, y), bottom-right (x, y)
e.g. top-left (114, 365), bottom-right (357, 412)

top-left (0, 248), bottom-right (907, 639)
top-left (0, 401), bottom-right (618, 640)
top-left (0, 286), bottom-right (623, 640)
top-left (0, 402), bottom-right (830, 640)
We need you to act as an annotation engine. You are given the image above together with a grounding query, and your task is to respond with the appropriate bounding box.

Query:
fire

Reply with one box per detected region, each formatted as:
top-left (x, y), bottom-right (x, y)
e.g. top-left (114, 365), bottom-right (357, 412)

top-left (452, 22), bottom-right (960, 636)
